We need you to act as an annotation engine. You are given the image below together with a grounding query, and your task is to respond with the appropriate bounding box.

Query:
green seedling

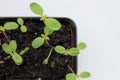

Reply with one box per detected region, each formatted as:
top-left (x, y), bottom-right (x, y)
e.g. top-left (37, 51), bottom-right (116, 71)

top-left (2, 40), bottom-right (29, 65)
top-left (55, 42), bottom-right (86, 56)
top-left (17, 18), bottom-right (27, 32)
top-left (30, 2), bottom-right (61, 49)
top-left (66, 71), bottom-right (90, 80)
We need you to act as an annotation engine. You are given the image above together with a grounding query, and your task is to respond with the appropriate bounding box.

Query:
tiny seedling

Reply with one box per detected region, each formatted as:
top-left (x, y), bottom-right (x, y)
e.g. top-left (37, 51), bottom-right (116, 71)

top-left (55, 42), bottom-right (86, 56)
top-left (30, 2), bottom-right (62, 65)
top-left (2, 40), bottom-right (29, 65)
top-left (30, 2), bottom-right (61, 49)
top-left (55, 42), bottom-right (90, 80)
top-left (17, 18), bottom-right (27, 32)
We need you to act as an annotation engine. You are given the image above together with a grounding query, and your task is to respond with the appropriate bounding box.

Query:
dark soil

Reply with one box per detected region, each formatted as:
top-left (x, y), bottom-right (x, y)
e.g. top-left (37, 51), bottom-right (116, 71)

top-left (0, 18), bottom-right (77, 80)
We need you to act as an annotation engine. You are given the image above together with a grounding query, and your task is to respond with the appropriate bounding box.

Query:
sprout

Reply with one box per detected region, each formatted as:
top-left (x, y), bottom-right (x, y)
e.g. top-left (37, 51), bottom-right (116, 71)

top-left (55, 42), bottom-right (87, 56)
top-left (2, 40), bottom-right (29, 65)
top-left (55, 46), bottom-right (79, 56)
top-left (30, 2), bottom-right (62, 49)
top-left (30, 2), bottom-right (61, 49)
top-left (17, 18), bottom-right (27, 32)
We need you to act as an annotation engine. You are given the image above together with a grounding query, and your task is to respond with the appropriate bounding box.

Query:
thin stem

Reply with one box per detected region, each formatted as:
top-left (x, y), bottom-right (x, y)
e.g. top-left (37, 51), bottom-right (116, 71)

top-left (4, 55), bottom-right (11, 60)
top-left (3, 31), bottom-right (10, 42)
top-left (68, 65), bottom-right (75, 74)
top-left (46, 48), bottom-right (53, 61)
top-left (45, 40), bottom-right (53, 48)
top-left (43, 47), bottom-right (53, 64)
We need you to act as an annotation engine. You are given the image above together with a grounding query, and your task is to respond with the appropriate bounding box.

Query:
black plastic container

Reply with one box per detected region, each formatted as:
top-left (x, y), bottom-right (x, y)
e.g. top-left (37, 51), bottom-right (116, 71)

top-left (0, 17), bottom-right (77, 80)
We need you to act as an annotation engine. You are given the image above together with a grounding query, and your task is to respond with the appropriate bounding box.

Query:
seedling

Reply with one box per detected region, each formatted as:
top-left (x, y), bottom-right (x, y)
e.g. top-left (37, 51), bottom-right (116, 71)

top-left (30, 2), bottom-right (62, 65)
top-left (17, 18), bottom-right (27, 32)
top-left (30, 2), bottom-right (61, 49)
top-left (2, 40), bottom-right (29, 65)
top-left (55, 42), bottom-right (89, 80)
top-left (55, 42), bottom-right (86, 56)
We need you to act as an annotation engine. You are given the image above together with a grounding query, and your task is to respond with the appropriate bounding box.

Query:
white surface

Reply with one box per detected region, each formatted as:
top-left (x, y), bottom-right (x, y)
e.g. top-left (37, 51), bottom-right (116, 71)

top-left (0, 0), bottom-right (120, 80)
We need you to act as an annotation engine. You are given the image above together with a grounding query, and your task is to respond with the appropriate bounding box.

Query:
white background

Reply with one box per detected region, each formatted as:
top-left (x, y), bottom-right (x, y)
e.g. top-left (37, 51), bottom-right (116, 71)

top-left (0, 0), bottom-right (120, 80)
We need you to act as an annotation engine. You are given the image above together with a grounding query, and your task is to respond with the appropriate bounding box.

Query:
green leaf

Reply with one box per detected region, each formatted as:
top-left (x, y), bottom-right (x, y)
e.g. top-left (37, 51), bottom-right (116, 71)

top-left (79, 71), bottom-right (90, 78)
top-left (17, 18), bottom-right (24, 25)
top-left (30, 2), bottom-right (44, 16)
top-left (44, 27), bottom-right (54, 35)
top-left (69, 48), bottom-right (79, 56)
top-left (2, 43), bottom-right (12, 54)
top-left (32, 37), bottom-right (44, 48)
top-left (20, 25), bottom-right (27, 32)
top-left (9, 40), bottom-right (17, 51)
top-left (12, 53), bottom-right (23, 65)
top-left (19, 47), bottom-right (29, 55)
top-left (4, 22), bottom-right (18, 30)
top-left (55, 45), bottom-right (65, 54)
top-left (78, 42), bottom-right (87, 50)
top-left (66, 73), bottom-right (77, 80)
top-left (44, 18), bottom-right (61, 30)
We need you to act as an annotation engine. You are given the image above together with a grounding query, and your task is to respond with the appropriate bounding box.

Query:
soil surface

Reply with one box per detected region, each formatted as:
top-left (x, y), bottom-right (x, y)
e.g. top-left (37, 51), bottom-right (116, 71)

top-left (0, 18), bottom-right (76, 80)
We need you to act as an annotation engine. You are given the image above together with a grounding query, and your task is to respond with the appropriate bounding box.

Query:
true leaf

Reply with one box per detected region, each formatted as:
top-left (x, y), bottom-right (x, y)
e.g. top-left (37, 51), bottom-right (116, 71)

top-left (79, 71), bottom-right (90, 78)
top-left (17, 18), bottom-right (24, 25)
top-left (2, 43), bottom-right (12, 54)
top-left (41, 34), bottom-right (49, 40)
top-left (78, 42), bottom-right (86, 50)
top-left (9, 40), bottom-right (17, 51)
top-left (44, 18), bottom-right (61, 30)
top-left (44, 27), bottom-right (54, 35)
top-left (30, 2), bottom-right (43, 16)
top-left (66, 73), bottom-right (77, 80)
top-left (55, 45), bottom-right (65, 54)
top-left (20, 25), bottom-right (27, 32)
top-left (32, 37), bottom-right (44, 48)
top-left (69, 48), bottom-right (79, 56)
top-left (12, 53), bottom-right (23, 65)
top-left (20, 47), bottom-right (29, 55)
top-left (4, 22), bottom-right (18, 30)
